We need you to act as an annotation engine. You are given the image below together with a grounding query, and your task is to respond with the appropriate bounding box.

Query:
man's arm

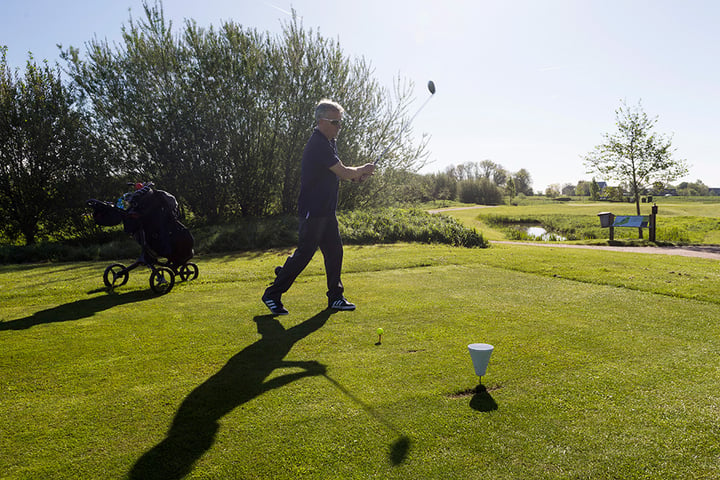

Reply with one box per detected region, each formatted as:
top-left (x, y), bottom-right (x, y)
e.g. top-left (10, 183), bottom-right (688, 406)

top-left (329, 161), bottom-right (376, 181)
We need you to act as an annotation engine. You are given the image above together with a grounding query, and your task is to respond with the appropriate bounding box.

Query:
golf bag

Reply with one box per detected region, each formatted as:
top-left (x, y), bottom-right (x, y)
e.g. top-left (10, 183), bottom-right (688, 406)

top-left (122, 184), bottom-right (194, 268)
top-left (87, 183), bottom-right (198, 294)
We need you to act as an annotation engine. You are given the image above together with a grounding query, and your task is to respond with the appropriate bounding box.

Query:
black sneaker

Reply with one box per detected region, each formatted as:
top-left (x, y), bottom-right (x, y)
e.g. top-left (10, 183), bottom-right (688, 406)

top-left (329, 297), bottom-right (356, 311)
top-left (262, 295), bottom-right (288, 315)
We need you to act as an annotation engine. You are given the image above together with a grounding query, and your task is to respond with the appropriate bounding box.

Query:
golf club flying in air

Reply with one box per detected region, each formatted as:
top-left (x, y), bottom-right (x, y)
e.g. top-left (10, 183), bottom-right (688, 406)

top-left (374, 80), bottom-right (436, 165)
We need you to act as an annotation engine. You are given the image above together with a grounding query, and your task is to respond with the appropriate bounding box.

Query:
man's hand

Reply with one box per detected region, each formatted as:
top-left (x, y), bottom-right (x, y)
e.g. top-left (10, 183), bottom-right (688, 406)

top-left (358, 163), bottom-right (375, 181)
top-left (350, 163), bottom-right (375, 183)
top-left (362, 163), bottom-right (376, 175)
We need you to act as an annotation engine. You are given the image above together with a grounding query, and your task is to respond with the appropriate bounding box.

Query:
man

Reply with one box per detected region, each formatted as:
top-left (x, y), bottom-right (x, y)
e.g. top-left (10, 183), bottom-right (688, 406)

top-left (262, 99), bottom-right (376, 315)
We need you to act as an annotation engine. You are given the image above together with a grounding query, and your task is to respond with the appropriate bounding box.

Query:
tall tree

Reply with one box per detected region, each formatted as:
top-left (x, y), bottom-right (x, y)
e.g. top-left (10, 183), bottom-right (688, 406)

top-left (62, 1), bottom-right (427, 218)
top-left (574, 180), bottom-right (592, 196)
top-left (505, 177), bottom-right (516, 198)
top-left (0, 48), bottom-right (110, 244)
top-left (63, 3), bottom-right (237, 220)
top-left (590, 178), bottom-right (600, 200)
top-left (513, 169), bottom-right (533, 196)
top-left (428, 172), bottom-right (457, 200)
top-left (584, 100), bottom-right (688, 235)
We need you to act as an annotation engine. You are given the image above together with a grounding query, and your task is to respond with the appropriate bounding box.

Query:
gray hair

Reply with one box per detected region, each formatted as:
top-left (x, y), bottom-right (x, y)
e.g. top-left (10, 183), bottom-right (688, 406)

top-left (314, 99), bottom-right (345, 122)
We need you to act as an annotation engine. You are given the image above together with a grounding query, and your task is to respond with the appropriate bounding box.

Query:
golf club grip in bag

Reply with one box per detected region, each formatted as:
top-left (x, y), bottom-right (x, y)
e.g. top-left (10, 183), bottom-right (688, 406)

top-left (87, 199), bottom-right (124, 227)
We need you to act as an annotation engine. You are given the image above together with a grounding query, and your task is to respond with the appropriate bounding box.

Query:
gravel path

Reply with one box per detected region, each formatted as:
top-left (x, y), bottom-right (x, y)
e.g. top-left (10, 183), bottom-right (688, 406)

top-left (491, 241), bottom-right (720, 260)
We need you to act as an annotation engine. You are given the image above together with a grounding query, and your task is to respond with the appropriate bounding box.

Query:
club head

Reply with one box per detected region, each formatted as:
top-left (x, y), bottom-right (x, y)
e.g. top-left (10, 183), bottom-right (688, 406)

top-left (427, 80), bottom-right (436, 95)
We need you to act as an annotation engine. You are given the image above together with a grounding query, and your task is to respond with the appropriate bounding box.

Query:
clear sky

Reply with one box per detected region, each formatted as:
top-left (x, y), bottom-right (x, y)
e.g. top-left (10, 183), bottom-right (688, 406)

top-left (3, 0), bottom-right (719, 192)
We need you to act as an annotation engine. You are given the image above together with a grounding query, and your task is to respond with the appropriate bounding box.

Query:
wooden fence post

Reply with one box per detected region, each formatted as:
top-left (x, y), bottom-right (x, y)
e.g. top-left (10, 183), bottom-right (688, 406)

top-left (649, 204), bottom-right (658, 242)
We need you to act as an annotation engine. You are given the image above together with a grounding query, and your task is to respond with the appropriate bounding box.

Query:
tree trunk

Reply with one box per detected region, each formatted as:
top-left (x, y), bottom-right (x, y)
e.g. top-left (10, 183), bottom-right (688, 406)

top-left (22, 224), bottom-right (37, 245)
top-left (635, 195), bottom-right (643, 239)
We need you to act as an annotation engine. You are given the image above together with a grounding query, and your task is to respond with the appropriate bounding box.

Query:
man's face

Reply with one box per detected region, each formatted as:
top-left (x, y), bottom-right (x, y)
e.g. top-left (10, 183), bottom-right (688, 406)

top-left (319, 111), bottom-right (343, 139)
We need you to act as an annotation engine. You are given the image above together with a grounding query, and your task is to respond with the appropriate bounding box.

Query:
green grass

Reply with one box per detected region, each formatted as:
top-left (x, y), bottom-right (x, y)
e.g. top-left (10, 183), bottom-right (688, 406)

top-left (434, 199), bottom-right (720, 244)
top-left (2, 243), bottom-right (720, 479)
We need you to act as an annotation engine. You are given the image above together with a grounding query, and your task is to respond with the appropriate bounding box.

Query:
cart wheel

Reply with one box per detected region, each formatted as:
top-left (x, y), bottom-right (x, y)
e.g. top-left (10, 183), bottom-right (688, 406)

top-left (178, 262), bottom-right (199, 281)
top-left (150, 267), bottom-right (175, 294)
top-left (103, 263), bottom-right (129, 289)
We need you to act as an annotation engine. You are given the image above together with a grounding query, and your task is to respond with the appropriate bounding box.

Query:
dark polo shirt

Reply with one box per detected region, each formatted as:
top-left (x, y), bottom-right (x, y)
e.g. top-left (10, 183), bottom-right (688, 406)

top-left (297, 128), bottom-right (341, 217)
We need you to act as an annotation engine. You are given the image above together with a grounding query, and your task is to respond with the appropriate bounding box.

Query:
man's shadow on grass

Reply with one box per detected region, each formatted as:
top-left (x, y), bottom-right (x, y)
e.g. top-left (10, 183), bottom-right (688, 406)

top-left (0, 289), bottom-right (154, 331)
top-left (128, 310), bottom-right (333, 480)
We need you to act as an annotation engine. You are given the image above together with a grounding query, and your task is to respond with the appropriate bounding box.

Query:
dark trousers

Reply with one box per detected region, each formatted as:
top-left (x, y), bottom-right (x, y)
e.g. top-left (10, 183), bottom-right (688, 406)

top-left (264, 215), bottom-right (344, 301)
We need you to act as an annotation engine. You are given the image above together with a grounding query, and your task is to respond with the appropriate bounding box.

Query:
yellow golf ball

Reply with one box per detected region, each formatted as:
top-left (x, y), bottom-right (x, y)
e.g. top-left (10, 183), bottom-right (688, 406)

top-left (376, 328), bottom-right (384, 335)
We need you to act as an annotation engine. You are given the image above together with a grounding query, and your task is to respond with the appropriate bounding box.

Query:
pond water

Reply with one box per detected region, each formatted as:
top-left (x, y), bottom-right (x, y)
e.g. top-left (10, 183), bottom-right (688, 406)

top-left (523, 226), bottom-right (566, 241)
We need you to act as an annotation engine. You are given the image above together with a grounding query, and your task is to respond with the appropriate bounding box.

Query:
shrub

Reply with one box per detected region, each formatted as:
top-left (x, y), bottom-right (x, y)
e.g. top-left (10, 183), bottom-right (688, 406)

top-left (0, 208), bottom-right (488, 263)
top-left (457, 179), bottom-right (503, 205)
top-left (339, 208), bottom-right (488, 248)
